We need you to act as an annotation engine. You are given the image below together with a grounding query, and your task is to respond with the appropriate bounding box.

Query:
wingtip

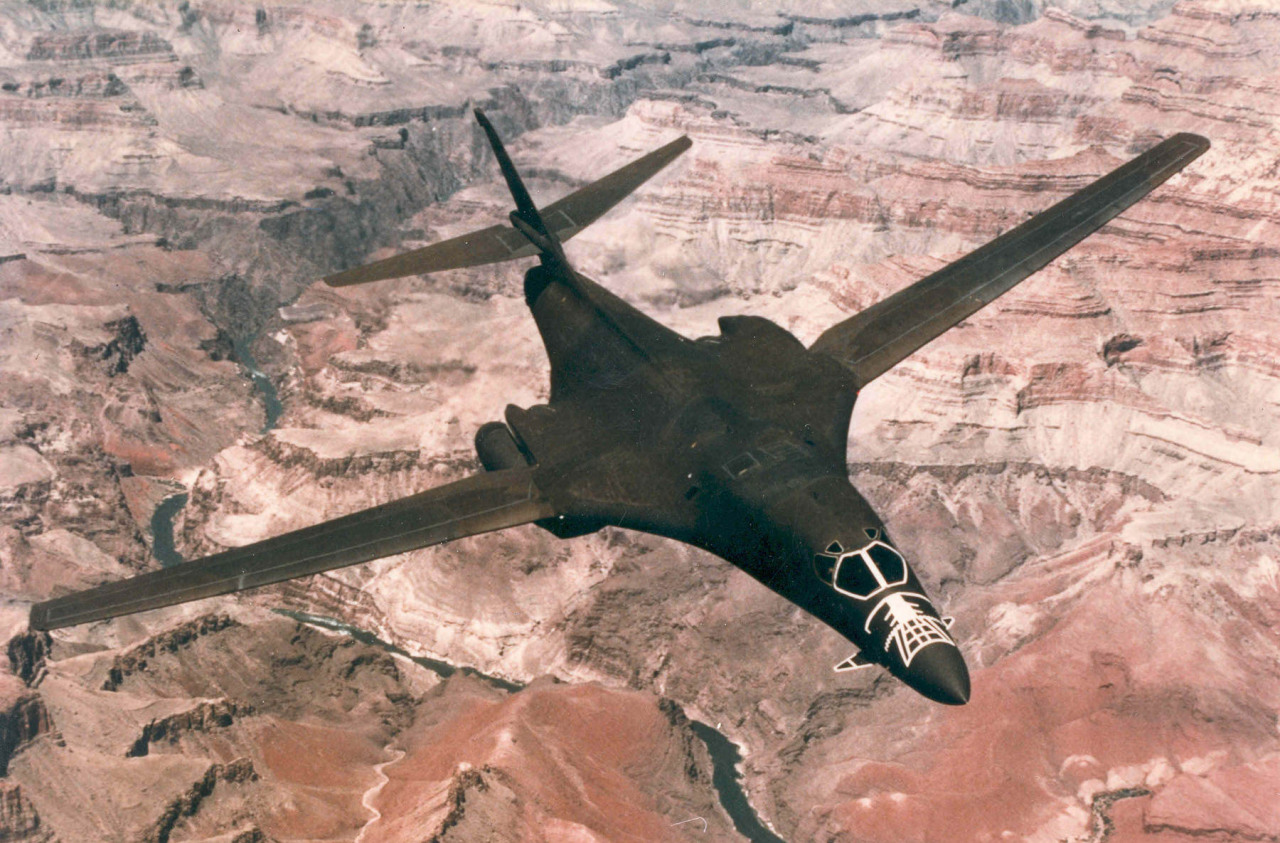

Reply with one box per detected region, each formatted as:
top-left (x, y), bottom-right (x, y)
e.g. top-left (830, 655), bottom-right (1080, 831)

top-left (28, 602), bottom-right (53, 632)
top-left (1170, 132), bottom-right (1211, 154)
top-left (321, 269), bottom-right (358, 288)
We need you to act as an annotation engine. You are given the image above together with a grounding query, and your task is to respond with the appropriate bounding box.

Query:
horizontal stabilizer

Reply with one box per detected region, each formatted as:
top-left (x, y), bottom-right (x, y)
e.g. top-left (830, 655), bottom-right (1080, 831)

top-left (324, 134), bottom-right (692, 287)
top-left (30, 467), bottom-right (554, 630)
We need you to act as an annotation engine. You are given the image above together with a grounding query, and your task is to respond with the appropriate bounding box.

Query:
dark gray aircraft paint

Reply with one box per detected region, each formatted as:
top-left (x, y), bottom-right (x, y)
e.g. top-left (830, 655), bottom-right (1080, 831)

top-left (30, 111), bottom-right (1209, 706)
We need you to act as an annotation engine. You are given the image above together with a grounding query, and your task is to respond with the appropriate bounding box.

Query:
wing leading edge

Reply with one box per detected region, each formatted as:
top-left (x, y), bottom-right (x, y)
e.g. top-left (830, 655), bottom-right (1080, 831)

top-left (29, 467), bottom-right (555, 630)
top-left (810, 133), bottom-right (1210, 387)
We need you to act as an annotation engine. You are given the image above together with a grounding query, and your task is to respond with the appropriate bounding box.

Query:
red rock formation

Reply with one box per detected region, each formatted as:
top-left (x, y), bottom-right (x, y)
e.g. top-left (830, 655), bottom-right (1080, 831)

top-left (365, 677), bottom-right (729, 842)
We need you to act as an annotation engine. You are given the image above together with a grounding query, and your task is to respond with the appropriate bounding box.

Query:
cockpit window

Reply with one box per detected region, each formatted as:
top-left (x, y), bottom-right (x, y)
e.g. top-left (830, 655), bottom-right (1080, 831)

top-left (813, 540), bottom-right (909, 600)
top-left (835, 556), bottom-right (881, 597)
top-left (867, 543), bottom-right (905, 582)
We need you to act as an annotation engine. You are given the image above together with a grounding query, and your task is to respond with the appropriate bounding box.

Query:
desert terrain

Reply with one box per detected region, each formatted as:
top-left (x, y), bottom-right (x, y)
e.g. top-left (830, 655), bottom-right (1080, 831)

top-left (1, 0), bottom-right (1278, 840)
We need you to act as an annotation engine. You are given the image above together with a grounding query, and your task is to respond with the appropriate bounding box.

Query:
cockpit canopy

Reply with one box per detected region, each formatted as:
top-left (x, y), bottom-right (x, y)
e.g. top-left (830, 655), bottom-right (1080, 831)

top-left (813, 539), bottom-right (907, 600)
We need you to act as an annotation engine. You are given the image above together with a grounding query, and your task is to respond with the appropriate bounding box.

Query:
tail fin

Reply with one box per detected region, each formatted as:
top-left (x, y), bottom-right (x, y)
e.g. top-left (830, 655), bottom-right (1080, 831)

top-left (472, 109), bottom-right (562, 260)
top-left (324, 114), bottom-right (691, 287)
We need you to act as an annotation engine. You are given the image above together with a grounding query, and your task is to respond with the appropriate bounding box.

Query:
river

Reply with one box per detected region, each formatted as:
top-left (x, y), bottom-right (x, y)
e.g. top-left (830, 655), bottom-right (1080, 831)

top-left (148, 492), bottom-right (189, 567)
top-left (232, 337), bottom-right (283, 434)
top-left (151, 335), bottom-right (282, 567)
top-left (689, 720), bottom-right (786, 843)
top-left (274, 609), bottom-right (522, 694)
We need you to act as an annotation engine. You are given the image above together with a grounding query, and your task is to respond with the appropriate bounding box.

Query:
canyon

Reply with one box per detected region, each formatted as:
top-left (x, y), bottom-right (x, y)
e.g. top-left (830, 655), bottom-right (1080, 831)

top-left (1, 0), bottom-right (1278, 840)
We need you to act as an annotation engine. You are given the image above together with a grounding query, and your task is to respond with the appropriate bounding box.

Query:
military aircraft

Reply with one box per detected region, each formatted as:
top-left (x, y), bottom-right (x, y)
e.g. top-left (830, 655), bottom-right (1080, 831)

top-left (30, 110), bottom-right (1209, 705)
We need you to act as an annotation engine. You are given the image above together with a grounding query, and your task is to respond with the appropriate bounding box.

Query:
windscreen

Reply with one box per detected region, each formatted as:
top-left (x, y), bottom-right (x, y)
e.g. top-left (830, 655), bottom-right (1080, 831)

top-left (817, 541), bottom-right (909, 600)
top-left (835, 555), bottom-right (881, 598)
top-left (866, 543), bottom-right (906, 583)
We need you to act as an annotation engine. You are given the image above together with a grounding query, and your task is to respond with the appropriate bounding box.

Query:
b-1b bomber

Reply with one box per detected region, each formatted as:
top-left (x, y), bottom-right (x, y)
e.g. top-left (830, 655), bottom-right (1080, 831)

top-left (31, 110), bottom-right (1208, 705)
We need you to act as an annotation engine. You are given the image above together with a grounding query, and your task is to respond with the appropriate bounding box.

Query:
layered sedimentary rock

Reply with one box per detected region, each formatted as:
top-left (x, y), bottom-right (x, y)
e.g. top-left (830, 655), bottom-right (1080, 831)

top-left (2, 0), bottom-right (1279, 840)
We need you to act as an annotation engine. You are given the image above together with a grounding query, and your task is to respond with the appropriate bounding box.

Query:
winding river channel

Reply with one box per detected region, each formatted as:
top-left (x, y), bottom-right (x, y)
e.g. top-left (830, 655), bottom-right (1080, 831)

top-left (232, 337), bottom-right (284, 434)
top-left (151, 336), bottom-right (281, 567)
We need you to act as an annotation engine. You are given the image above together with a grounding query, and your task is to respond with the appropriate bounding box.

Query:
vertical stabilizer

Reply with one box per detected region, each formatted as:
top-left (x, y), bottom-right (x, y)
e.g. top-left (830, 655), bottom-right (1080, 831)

top-left (473, 109), bottom-right (566, 264)
top-left (321, 116), bottom-right (690, 287)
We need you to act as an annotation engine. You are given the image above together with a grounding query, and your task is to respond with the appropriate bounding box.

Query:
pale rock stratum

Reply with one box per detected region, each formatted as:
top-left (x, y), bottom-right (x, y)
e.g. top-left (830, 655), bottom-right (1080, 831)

top-left (1, 1), bottom-right (1278, 841)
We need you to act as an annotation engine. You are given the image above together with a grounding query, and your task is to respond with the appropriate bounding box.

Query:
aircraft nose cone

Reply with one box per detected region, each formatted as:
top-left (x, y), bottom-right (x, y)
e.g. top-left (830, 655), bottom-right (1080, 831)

top-left (902, 642), bottom-right (970, 705)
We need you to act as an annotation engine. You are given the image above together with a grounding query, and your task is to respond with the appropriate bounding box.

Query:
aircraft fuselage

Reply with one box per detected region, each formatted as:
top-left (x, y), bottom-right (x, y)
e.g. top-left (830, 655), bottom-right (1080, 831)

top-left (489, 263), bottom-right (970, 705)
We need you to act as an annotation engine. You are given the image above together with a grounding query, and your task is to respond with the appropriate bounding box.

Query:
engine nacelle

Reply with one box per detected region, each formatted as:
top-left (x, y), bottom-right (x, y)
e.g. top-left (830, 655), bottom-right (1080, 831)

top-left (475, 421), bottom-right (532, 471)
top-left (476, 419), bottom-right (602, 540)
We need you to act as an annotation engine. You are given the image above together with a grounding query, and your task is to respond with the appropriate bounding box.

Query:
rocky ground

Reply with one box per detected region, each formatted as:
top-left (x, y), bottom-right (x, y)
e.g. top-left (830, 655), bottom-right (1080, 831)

top-left (1, 0), bottom-right (1278, 840)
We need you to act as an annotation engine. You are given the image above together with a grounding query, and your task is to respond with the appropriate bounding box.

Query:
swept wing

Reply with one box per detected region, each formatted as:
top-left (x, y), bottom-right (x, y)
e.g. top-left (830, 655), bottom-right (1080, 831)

top-left (29, 467), bottom-right (554, 630)
top-left (810, 133), bottom-right (1210, 387)
top-left (324, 133), bottom-right (692, 287)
